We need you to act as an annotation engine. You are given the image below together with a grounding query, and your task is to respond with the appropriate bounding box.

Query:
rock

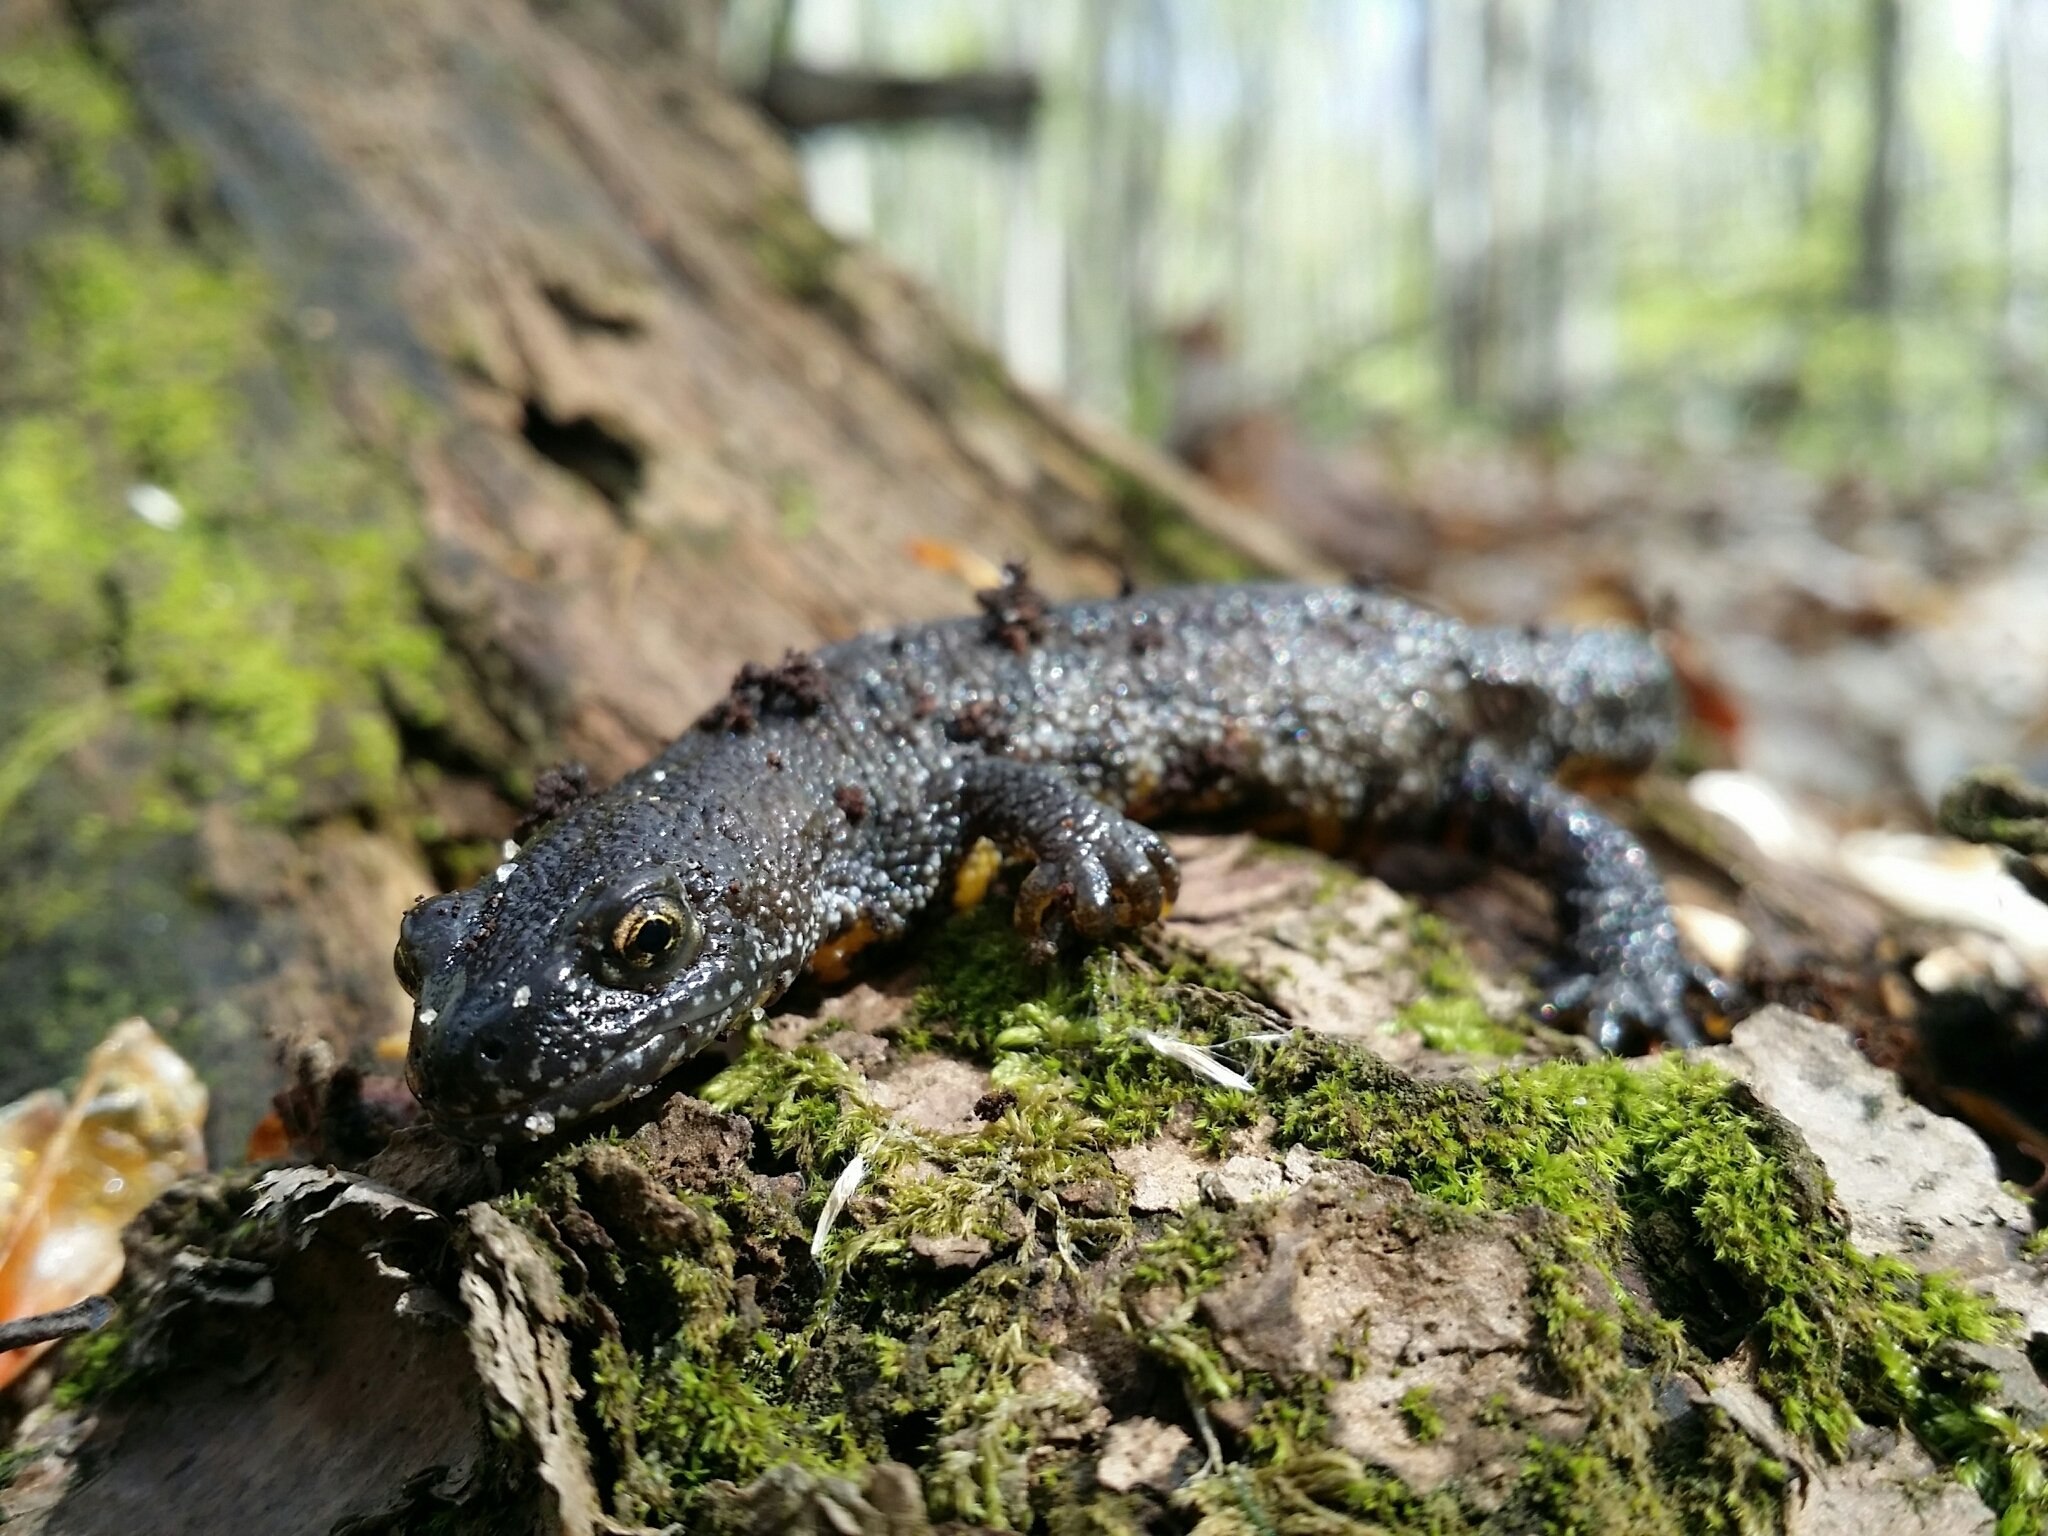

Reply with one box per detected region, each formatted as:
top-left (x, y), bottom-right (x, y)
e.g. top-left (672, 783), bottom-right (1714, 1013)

top-left (630, 1095), bottom-right (755, 1193)
top-left (864, 1055), bottom-right (994, 1136)
top-left (1095, 1417), bottom-right (1197, 1494)
top-left (1111, 1141), bottom-right (1207, 1213)
top-left (702, 1462), bottom-right (933, 1536)
top-left (1198, 1155), bottom-right (1285, 1209)
top-left (908, 1233), bottom-right (992, 1272)
top-left (1709, 1007), bottom-right (2048, 1334)
top-left (1163, 838), bottom-right (1422, 1056)
top-left (1194, 1183), bottom-right (1590, 1498)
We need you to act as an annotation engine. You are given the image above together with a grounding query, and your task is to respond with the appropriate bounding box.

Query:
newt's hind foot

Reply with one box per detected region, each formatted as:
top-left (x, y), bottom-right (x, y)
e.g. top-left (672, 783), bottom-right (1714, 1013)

top-left (958, 758), bottom-right (1179, 960)
top-left (1541, 954), bottom-right (1732, 1053)
top-left (1460, 751), bottom-right (1735, 1054)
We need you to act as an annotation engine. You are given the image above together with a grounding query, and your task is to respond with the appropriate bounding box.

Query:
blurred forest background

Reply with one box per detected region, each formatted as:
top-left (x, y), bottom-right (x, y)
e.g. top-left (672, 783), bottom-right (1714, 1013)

top-left (744, 0), bottom-right (2046, 479)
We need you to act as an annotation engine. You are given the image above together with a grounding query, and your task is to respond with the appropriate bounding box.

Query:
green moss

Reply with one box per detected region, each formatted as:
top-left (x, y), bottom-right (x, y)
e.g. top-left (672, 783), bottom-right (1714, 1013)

top-left (47, 1318), bottom-right (131, 1409)
top-left (1116, 1212), bottom-right (1248, 1404)
top-left (899, 904), bottom-right (1261, 1154)
top-left (1266, 1038), bottom-right (2018, 1454)
top-left (771, 470), bottom-right (819, 540)
top-left (1398, 1386), bottom-right (1444, 1444)
top-left (0, 40), bottom-right (459, 1097)
top-left (1938, 767), bottom-right (2048, 858)
top-left (750, 193), bottom-right (841, 302)
top-left (1100, 464), bottom-right (1260, 585)
top-left (521, 867), bottom-right (2044, 1530)
top-left (0, 43), bottom-right (132, 209)
top-left (1180, 1448), bottom-right (1470, 1535)
top-left (0, 44), bottom-right (445, 823)
top-left (1394, 914), bottom-right (1529, 1056)
top-left (2, 232), bottom-right (443, 816)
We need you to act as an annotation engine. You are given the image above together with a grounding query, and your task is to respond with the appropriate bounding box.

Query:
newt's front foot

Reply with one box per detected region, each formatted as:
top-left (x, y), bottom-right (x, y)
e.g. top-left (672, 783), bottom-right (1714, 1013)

top-left (959, 758), bottom-right (1179, 960)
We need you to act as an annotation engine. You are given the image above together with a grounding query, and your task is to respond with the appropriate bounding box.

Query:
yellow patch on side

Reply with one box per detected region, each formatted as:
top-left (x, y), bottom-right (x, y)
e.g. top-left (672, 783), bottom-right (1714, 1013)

top-left (809, 917), bottom-right (880, 983)
top-left (952, 837), bottom-right (1003, 912)
top-left (375, 1028), bottom-right (411, 1063)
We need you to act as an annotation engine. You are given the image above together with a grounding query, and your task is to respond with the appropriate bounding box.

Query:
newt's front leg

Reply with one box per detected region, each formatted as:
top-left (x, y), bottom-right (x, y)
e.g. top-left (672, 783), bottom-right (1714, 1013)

top-left (1459, 751), bottom-right (1728, 1051)
top-left (957, 757), bottom-right (1179, 961)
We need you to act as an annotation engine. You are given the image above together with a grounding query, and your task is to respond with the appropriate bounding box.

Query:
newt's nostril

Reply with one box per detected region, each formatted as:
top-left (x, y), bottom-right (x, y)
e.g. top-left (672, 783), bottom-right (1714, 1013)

top-left (476, 1029), bottom-right (507, 1065)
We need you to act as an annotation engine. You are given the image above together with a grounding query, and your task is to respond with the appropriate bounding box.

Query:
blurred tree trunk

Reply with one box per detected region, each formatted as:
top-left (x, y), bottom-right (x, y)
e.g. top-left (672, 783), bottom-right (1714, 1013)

top-left (0, 0), bottom-right (1316, 1148)
top-left (1853, 0), bottom-right (1902, 311)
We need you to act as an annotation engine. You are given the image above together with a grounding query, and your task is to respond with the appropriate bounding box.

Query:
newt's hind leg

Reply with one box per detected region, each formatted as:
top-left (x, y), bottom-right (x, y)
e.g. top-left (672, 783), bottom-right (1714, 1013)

top-left (958, 757), bottom-right (1179, 961)
top-left (1458, 751), bottom-right (1732, 1051)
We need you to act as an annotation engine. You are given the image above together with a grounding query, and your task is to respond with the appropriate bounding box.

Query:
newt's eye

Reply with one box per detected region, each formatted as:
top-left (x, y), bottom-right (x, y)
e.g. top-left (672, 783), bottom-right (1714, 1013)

top-left (394, 939), bottom-right (424, 998)
top-left (603, 893), bottom-right (699, 979)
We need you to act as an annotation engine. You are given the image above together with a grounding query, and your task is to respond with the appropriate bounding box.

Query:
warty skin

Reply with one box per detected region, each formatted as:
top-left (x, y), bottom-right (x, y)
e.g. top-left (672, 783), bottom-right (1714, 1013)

top-left (400, 581), bottom-right (1725, 1142)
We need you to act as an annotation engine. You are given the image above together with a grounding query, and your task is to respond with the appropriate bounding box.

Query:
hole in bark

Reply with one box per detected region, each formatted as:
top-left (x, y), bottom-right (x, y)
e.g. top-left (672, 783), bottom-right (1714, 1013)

top-left (0, 95), bottom-right (23, 144)
top-left (1622, 1184), bottom-right (1761, 1361)
top-left (540, 281), bottom-right (643, 339)
top-left (520, 400), bottom-right (645, 513)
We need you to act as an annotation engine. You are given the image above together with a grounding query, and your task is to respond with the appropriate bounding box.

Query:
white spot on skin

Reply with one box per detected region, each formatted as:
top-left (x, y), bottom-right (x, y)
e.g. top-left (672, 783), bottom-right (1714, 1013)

top-left (522, 1110), bottom-right (557, 1138)
top-left (512, 985), bottom-right (531, 1009)
top-left (495, 862), bottom-right (517, 883)
top-left (651, 769), bottom-right (667, 783)
top-left (418, 1008), bottom-right (438, 1026)
top-left (502, 839), bottom-right (519, 860)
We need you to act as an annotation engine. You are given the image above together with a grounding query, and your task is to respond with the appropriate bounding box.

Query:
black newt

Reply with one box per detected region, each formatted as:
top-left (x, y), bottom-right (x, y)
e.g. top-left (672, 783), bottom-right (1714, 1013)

top-left (400, 577), bottom-right (1726, 1141)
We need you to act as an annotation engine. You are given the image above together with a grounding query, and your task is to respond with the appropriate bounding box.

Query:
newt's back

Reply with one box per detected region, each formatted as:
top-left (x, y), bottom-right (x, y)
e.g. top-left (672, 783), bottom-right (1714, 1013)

top-left (814, 581), bottom-right (1679, 828)
top-left (402, 577), bottom-right (1709, 1143)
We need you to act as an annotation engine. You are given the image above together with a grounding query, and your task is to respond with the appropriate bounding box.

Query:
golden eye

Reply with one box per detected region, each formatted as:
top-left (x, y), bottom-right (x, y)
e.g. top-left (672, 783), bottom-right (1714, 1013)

top-left (394, 939), bottom-right (423, 997)
top-left (610, 896), bottom-right (690, 970)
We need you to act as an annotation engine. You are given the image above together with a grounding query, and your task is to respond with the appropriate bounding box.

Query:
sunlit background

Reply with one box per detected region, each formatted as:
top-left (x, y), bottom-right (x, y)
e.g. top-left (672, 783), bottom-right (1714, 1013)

top-left (729, 0), bottom-right (2046, 484)
top-left (719, 0), bottom-right (2048, 817)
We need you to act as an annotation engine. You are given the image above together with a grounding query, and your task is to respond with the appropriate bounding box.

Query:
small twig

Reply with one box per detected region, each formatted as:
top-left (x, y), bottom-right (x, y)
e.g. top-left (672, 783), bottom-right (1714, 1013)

top-left (0, 1294), bottom-right (113, 1354)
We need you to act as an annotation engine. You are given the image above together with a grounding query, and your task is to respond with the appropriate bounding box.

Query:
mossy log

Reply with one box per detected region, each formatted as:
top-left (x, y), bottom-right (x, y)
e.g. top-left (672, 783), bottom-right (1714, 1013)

top-left (6, 841), bottom-right (2048, 1533)
top-left (3, 1), bottom-right (2047, 1532)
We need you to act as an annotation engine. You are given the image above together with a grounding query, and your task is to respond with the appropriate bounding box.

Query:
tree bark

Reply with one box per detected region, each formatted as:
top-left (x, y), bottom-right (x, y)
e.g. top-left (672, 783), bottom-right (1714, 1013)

top-left (1853, 0), bottom-right (1903, 311)
top-left (0, 0), bottom-right (1317, 1145)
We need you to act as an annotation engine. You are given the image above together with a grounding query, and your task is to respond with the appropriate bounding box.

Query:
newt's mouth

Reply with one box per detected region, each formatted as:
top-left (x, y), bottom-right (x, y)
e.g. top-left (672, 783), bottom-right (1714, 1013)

top-left (411, 988), bottom-right (758, 1144)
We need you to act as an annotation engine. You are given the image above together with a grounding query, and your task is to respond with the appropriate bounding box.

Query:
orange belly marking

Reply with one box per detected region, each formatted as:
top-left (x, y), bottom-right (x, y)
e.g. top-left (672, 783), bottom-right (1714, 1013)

top-left (809, 917), bottom-right (880, 983)
top-left (951, 837), bottom-right (1003, 911)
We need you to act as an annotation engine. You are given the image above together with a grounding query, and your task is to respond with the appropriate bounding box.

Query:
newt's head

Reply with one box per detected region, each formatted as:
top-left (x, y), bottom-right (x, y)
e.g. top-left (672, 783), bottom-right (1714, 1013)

top-left (399, 772), bottom-right (794, 1142)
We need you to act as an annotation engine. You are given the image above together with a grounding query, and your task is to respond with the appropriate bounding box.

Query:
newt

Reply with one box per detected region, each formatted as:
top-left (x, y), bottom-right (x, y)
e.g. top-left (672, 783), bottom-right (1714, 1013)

top-left (400, 576), bottom-right (1727, 1141)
